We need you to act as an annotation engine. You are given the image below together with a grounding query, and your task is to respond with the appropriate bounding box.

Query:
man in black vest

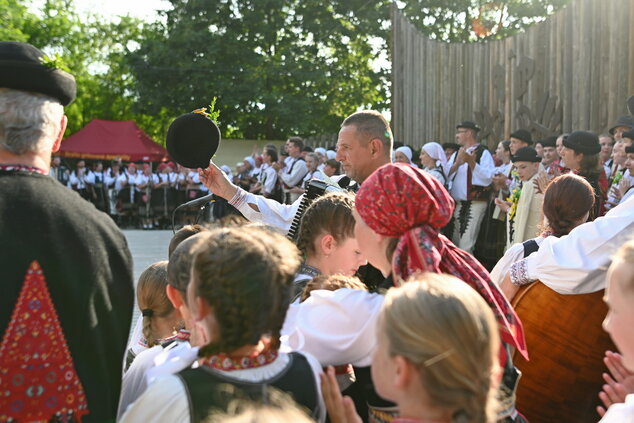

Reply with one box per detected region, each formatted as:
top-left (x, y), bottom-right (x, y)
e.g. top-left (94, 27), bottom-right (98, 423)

top-left (0, 41), bottom-right (134, 422)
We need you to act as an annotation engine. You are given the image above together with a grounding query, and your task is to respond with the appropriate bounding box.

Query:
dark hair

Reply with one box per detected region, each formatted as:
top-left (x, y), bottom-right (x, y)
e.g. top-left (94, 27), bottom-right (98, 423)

top-left (501, 140), bottom-right (511, 152)
top-left (302, 146), bottom-right (313, 153)
top-left (442, 142), bottom-right (461, 152)
top-left (287, 136), bottom-right (304, 150)
top-left (342, 110), bottom-right (393, 157)
top-left (577, 152), bottom-right (602, 177)
top-left (264, 146), bottom-right (278, 163)
top-left (192, 227), bottom-right (301, 357)
top-left (169, 224), bottom-right (207, 257)
top-left (137, 261), bottom-right (172, 347)
top-left (296, 192), bottom-right (356, 257)
top-left (541, 174), bottom-right (594, 237)
top-left (167, 232), bottom-right (212, 295)
top-left (324, 159), bottom-right (340, 172)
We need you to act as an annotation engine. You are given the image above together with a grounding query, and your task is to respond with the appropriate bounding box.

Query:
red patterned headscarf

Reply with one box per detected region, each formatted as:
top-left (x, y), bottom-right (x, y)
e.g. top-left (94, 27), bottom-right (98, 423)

top-left (356, 163), bottom-right (527, 358)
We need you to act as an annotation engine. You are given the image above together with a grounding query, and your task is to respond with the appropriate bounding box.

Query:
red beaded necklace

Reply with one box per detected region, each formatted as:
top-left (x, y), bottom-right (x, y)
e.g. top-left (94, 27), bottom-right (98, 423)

top-left (200, 346), bottom-right (279, 371)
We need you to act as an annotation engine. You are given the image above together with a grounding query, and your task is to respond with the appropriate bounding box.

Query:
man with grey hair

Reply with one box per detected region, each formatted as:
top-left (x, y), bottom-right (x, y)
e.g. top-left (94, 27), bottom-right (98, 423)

top-left (0, 41), bottom-right (134, 422)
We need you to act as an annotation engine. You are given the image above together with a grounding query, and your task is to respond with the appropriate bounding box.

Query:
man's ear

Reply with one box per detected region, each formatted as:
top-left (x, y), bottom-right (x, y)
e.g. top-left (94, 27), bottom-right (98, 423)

top-left (369, 138), bottom-right (383, 158)
top-left (166, 285), bottom-right (184, 309)
top-left (52, 115), bottom-right (68, 153)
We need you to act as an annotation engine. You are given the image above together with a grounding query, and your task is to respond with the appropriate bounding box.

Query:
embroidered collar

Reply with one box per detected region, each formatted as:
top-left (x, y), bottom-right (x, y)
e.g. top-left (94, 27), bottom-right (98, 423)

top-left (0, 163), bottom-right (47, 175)
top-left (200, 348), bottom-right (279, 371)
top-left (299, 263), bottom-right (321, 278)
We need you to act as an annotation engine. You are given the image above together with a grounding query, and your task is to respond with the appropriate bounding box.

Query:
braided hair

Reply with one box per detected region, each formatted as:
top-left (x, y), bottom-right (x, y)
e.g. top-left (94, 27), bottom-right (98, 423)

top-left (192, 226), bottom-right (301, 357)
top-left (296, 191), bottom-right (356, 257)
top-left (136, 261), bottom-right (172, 347)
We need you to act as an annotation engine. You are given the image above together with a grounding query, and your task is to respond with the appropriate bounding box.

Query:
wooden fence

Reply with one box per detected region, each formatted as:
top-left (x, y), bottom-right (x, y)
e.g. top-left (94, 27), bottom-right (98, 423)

top-left (391, 0), bottom-right (634, 149)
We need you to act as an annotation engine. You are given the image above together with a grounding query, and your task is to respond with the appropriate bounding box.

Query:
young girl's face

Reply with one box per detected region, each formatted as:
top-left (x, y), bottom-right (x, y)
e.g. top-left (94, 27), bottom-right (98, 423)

top-left (603, 260), bottom-right (634, 371)
top-left (395, 151), bottom-right (410, 164)
top-left (353, 209), bottom-right (391, 276)
top-left (306, 156), bottom-right (318, 172)
top-left (328, 236), bottom-right (367, 277)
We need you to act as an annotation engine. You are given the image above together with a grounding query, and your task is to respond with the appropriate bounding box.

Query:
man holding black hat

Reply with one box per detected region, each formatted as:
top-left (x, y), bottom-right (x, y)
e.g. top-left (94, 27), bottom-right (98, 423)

top-left (446, 120), bottom-right (495, 254)
top-left (0, 41), bottom-right (133, 422)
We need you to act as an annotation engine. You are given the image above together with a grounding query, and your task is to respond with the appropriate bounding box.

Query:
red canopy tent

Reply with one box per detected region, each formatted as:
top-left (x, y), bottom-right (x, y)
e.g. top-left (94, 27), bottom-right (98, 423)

top-left (58, 119), bottom-right (168, 162)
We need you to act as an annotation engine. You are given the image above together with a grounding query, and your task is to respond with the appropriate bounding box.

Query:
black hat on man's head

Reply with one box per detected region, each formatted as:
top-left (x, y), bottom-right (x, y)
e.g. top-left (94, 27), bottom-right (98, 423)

top-left (622, 129), bottom-right (634, 142)
top-left (166, 112), bottom-right (221, 169)
top-left (609, 115), bottom-right (634, 135)
top-left (625, 145), bottom-right (634, 154)
top-left (511, 147), bottom-right (541, 163)
top-left (0, 41), bottom-right (76, 106)
top-left (562, 131), bottom-right (601, 155)
top-left (456, 121), bottom-right (480, 132)
top-left (510, 129), bottom-right (533, 145)
top-left (539, 135), bottom-right (557, 148)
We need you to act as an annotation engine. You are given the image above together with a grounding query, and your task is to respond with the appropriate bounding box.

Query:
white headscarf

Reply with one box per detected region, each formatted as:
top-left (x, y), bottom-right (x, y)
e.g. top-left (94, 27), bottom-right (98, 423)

top-left (395, 146), bottom-right (413, 162)
top-left (422, 142), bottom-right (448, 174)
top-left (243, 156), bottom-right (256, 169)
top-left (326, 150), bottom-right (336, 160)
top-left (314, 147), bottom-right (327, 156)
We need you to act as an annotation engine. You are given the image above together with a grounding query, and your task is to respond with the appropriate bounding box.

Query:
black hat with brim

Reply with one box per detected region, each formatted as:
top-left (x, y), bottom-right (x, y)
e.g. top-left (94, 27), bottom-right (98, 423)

top-left (456, 121), bottom-right (480, 132)
top-left (539, 135), bottom-right (557, 148)
top-left (609, 115), bottom-right (634, 135)
top-left (622, 129), bottom-right (634, 142)
top-left (511, 147), bottom-right (541, 163)
top-left (0, 41), bottom-right (76, 106)
top-left (562, 131), bottom-right (601, 155)
top-left (166, 112), bottom-right (221, 169)
top-left (510, 129), bottom-right (533, 145)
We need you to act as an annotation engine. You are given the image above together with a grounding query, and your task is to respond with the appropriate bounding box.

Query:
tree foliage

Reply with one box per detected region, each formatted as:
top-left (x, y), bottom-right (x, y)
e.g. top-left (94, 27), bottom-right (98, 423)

top-left (128, 0), bottom-right (390, 140)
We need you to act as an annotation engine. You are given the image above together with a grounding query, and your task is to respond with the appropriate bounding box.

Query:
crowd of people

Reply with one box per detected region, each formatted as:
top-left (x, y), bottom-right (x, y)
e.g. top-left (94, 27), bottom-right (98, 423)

top-left (2, 40), bottom-right (634, 423)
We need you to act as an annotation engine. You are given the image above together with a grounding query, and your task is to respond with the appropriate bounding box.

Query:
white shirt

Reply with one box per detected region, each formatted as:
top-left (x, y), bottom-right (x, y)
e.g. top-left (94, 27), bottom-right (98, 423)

top-left (447, 145), bottom-right (495, 201)
top-left (490, 237), bottom-right (547, 286)
top-left (281, 288), bottom-right (384, 367)
top-left (509, 194), bottom-right (634, 294)
top-left (258, 163), bottom-right (278, 195)
top-left (69, 169), bottom-right (88, 189)
top-left (280, 157), bottom-right (308, 188)
top-left (599, 394), bottom-right (634, 422)
top-left (120, 351), bottom-right (325, 423)
top-left (85, 170), bottom-right (106, 185)
top-left (303, 169), bottom-right (325, 183)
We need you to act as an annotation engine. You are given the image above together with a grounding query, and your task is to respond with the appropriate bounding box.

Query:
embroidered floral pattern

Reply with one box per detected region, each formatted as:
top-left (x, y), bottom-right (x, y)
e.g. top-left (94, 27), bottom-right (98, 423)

top-left (509, 259), bottom-right (531, 286)
top-left (0, 164), bottom-right (47, 175)
top-left (200, 348), bottom-right (278, 371)
top-left (0, 261), bottom-right (89, 422)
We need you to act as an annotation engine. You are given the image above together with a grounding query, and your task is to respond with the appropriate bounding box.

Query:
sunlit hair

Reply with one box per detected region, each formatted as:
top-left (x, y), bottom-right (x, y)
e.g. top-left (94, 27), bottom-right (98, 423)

top-left (540, 173), bottom-right (594, 237)
top-left (342, 110), bottom-right (393, 157)
top-left (296, 191), bottom-right (356, 257)
top-left (611, 240), bottom-right (634, 293)
top-left (300, 274), bottom-right (367, 302)
top-left (137, 261), bottom-right (175, 347)
top-left (0, 88), bottom-right (64, 155)
top-left (191, 226), bottom-right (300, 357)
top-left (380, 273), bottom-right (500, 423)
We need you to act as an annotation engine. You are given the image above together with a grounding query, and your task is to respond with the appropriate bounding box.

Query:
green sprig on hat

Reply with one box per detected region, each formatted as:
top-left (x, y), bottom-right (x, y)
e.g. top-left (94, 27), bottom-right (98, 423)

top-left (39, 53), bottom-right (71, 73)
top-left (192, 97), bottom-right (221, 125)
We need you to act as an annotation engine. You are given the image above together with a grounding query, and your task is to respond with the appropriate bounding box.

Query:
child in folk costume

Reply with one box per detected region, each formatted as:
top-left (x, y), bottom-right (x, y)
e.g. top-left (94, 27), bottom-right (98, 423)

top-left (293, 192), bottom-right (367, 299)
top-left (599, 240), bottom-right (634, 422)
top-left (283, 163), bottom-right (527, 422)
top-left (124, 261), bottom-right (185, 372)
top-left (322, 274), bottom-right (501, 423)
top-left (121, 226), bottom-right (325, 423)
top-left (494, 147), bottom-right (544, 251)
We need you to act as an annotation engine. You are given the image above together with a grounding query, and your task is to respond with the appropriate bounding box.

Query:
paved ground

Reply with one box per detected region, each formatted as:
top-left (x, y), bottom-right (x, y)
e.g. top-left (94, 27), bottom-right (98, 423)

top-left (122, 229), bottom-right (174, 340)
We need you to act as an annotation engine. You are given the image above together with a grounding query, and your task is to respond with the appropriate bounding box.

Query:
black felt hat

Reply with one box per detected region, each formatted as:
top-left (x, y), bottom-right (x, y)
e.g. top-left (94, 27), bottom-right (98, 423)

top-left (166, 112), bottom-right (221, 169)
top-left (625, 145), bottom-right (634, 154)
top-left (539, 135), bottom-right (557, 148)
top-left (562, 131), bottom-right (601, 155)
top-left (609, 115), bottom-right (634, 135)
top-left (622, 129), bottom-right (634, 142)
top-left (511, 147), bottom-right (541, 163)
top-left (510, 129), bottom-right (533, 145)
top-left (456, 121), bottom-right (480, 132)
top-left (0, 41), bottom-right (76, 106)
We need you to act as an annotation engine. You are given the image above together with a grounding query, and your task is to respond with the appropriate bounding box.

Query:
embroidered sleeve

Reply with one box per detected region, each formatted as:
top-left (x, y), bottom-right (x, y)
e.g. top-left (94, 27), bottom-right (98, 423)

top-left (228, 187), bottom-right (249, 209)
top-left (509, 258), bottom-right (532, 286)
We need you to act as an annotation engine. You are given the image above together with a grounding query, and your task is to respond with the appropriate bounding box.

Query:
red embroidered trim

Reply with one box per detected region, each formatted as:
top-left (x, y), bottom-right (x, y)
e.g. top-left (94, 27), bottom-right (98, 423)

top-left (138, 328), bottom-right (189, 348)
top-left (0, 261), bottom-right (89, 422)
top-left (200, 348), bottom-right (279, 371)
top-left (0, 164), bottom-right (47, 175)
